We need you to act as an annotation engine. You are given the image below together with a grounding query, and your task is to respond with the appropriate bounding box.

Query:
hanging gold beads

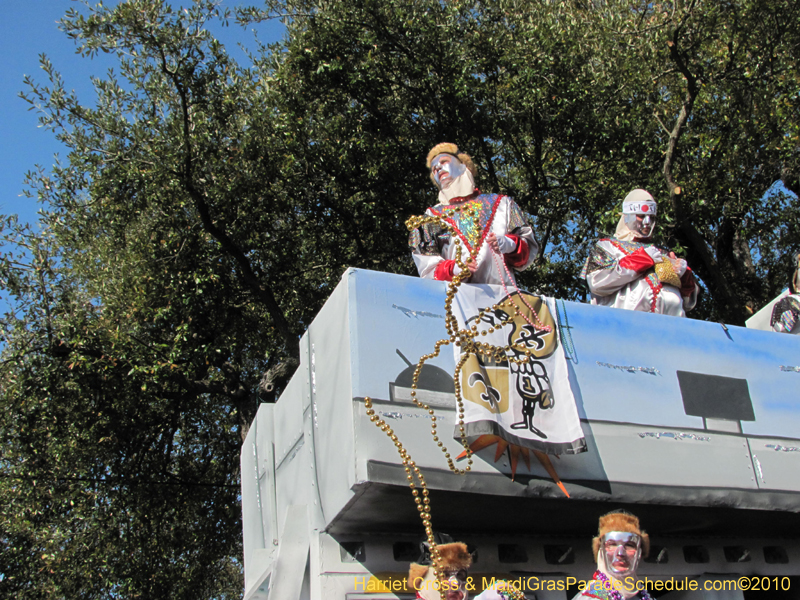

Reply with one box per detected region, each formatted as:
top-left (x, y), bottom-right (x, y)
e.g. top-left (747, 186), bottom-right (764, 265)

top-left (363, 209), bottom-right (548, 588)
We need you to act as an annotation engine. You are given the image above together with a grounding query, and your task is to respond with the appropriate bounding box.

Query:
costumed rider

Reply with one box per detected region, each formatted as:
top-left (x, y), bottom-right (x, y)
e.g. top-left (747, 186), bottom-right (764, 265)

top-left (408, 536), bottom-right (527, 600)
top-left (771, 252), bottom-right (800, 334)
top-left (572, 510), bottom-right (653, 600)
top-left (581, 189), bottom-right (697, 316)
top-left (408, 143), bottom-right (538, 285)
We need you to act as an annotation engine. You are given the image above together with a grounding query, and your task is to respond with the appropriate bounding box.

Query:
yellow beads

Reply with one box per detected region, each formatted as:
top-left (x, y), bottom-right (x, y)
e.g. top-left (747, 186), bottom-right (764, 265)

top-left (382, 209), bottom-right (548, 589)
top-left (364, 396), bottom-right (441, 577)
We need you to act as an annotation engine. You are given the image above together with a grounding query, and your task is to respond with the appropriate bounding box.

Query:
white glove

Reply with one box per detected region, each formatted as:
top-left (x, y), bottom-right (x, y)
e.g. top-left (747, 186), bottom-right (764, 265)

top-left (673, 258), bottom-right (687, 277)
top-left (644, 246), bottom-right (662, 263)
top-left (495, 235), bottom-right (516, 254)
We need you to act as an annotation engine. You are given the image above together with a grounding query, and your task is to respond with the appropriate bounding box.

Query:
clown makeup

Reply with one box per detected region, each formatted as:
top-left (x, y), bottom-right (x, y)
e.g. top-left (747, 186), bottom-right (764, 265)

top-left (443, 569), bottom-right (469, 600)
top-left (430, 154), bottom-right (466, 190)
top-left (623, 213), bottom-right (656, 239)
top-left (602, 531), bottom-right (642, 578)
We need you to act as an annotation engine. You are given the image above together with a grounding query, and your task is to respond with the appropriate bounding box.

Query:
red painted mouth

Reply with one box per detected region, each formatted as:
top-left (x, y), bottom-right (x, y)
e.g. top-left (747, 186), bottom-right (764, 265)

top-left (612, 558), bottom-right (630, 569)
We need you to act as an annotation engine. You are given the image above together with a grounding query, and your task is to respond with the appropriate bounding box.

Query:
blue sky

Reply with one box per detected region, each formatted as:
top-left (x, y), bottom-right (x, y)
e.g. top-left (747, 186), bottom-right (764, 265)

top-left (1, 1), bottom-right (92, 226)
top-left (0, 1), bottom-right (285, 228)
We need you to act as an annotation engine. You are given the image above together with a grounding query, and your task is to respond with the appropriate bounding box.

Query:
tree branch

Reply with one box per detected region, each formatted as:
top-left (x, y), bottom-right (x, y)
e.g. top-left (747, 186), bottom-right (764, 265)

top-left (164, 48), bottom-right (299, 360)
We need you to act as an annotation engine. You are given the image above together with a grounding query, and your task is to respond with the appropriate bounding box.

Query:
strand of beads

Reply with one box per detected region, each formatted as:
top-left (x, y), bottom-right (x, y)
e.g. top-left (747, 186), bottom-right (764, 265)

top-left (363, 397), bottom-right (443, 578)
top-left (420, 236), bottom-right (488, 473)
top-left (593, 571), bottom-right (653, 600)
top-left (410, 346), bottom-right (474, 473)
top-left (490, 245), bottom-right (552, 334)
top-left (408, 214), bottom-right (547, 476)
top-left (412, 286), bottom-right (541, 476)
top-left (402, 215), bottom-right (482, 476)
top-left (492, 580), bottom-right (527, 600)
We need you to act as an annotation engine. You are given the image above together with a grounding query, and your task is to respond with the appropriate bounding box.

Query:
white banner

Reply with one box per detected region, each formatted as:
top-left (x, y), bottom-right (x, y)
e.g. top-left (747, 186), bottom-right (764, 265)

top-left (452, 285), bottom-right (586, 455)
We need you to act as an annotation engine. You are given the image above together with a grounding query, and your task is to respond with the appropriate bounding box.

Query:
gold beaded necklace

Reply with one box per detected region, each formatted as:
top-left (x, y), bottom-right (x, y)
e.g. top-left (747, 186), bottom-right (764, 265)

top-left (362, 209), bottom-right (547, 583)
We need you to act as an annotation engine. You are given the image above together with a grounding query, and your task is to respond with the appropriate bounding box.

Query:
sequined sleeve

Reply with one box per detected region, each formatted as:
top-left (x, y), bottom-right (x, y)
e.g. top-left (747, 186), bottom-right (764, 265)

top-left (580, 241), bottom-right (617, 278)
top-left (502, 197), bottom-right (538, 271)
top-left (506, 198), bottom-right (528, 232)
top-left (771, 295), bottom-right (800, 333)
top-left (408, 220), bottom-right (448, 256)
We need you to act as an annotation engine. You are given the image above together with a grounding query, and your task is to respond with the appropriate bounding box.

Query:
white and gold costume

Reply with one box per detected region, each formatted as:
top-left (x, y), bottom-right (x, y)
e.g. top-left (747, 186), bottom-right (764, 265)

top-left (409, 193), bottom-right (537, 286)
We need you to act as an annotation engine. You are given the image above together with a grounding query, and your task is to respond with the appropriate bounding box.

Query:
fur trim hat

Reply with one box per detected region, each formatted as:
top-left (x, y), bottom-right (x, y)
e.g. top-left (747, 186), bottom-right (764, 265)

top-left (426, 143), bottom-right (476, 186)
top-left (591, 511), bottom-right (650, 558)
top-left (408, 563), bottom-right (430, 591)
top-left (407, 542), bottom-right (472, 591)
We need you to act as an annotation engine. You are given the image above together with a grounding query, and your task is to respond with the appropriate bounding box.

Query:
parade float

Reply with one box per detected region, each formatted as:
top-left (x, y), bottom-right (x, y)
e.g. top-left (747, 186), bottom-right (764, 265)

top-left (240, 268), bottom-right (800, 599)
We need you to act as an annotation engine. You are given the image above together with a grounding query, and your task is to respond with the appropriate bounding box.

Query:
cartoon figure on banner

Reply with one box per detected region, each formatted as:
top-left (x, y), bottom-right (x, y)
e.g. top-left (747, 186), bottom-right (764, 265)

top-left (461, 292), bottom-right (558, 440)
top-left (452, 289), bottom-right (584, 490)
top-left (510, 361), bottom-right (553, 439)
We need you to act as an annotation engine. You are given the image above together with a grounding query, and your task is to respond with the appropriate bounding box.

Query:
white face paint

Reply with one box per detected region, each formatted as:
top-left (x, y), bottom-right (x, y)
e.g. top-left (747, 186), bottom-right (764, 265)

top-left (602, 531), bottom-right (642, 578)
top-left (623, 213), bottom-right (656, 239)
top-left (442, 569), bottom-right (468, 600)
top-left (430, 154), bottom-right (466, 190)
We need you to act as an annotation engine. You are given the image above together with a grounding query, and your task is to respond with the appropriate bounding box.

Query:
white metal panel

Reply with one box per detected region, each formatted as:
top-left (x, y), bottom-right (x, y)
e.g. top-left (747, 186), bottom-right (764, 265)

top-left (748, 437), bottom-right (800, 492)
top-left (308, 269), bottom-right (358, 530)
top-left (273, 373), bottom-right (306, 471)
top-left (272, 355), bottom-right (313, 551)
top-left (268, 505), bottom-right (310, 600)
top-left (275, 440), bottom-right (309, 533)
top-left (241, 409), bottom-right (262, 548)
top-left (589, 421), bottom-right (758, 489)
top-left (242, 405), bottom-right (278, 594)
top-left (256, 405), bottom-right (278, 550)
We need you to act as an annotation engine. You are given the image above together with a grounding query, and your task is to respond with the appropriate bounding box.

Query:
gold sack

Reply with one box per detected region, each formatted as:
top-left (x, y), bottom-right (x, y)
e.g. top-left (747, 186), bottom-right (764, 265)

top-left (655, 258), bottom-right (682, 287)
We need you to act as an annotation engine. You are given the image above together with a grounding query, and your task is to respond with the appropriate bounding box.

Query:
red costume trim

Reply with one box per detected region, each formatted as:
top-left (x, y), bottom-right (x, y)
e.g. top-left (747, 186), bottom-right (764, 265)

top-left (619, 247), bottom-right (655, 273)
top-left (645, 278), bottom-right (663, 312)
top-left (434, 259), bottom-right (457, 281)
top-left (503, 234), bottom-right (529, 269)
top-left (680, 267), bottom-right (696, 297)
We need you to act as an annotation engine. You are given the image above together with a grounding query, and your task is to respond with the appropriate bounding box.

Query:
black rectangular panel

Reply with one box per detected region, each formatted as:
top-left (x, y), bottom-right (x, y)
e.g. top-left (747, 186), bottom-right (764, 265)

top-left (677, 371), bottom-right (755, 421)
